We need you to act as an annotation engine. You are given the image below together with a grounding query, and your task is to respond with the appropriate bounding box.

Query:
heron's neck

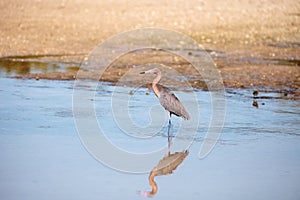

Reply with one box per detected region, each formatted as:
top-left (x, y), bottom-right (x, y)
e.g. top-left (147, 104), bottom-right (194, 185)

top-left (148, 170), bottom-right (158, 196)
top-left (152, 72), bottom-right (161, 98)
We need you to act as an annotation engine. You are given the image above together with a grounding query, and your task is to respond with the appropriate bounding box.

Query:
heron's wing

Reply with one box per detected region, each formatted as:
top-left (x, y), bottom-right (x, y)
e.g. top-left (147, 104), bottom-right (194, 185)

top-left (159, 91), bottom-right (190, 120)
top-left (155, 151), bottom-right (189, 176)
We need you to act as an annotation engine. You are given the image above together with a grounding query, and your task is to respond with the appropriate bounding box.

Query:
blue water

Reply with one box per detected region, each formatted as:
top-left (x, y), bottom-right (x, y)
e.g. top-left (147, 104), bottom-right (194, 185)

top-left (0, 78), bottom-right (300, 200)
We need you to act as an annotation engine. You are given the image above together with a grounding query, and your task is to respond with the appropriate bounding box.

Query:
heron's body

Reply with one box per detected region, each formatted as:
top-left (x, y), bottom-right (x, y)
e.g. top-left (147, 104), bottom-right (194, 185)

top-left (140, 68), bottom-right (190, 146)
top-left (142, 68), bottom-right (190, 119)
top-left (159, 90), bottom-right (190, 120)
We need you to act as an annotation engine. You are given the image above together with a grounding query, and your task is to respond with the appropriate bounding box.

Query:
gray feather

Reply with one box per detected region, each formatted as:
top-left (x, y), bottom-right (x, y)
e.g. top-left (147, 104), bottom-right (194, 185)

top-left (159, 90), bottom-right (190, 120)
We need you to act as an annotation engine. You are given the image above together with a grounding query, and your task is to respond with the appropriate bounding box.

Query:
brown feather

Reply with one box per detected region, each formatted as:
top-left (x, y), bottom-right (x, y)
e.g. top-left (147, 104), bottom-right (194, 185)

top-left (159, 90), bottom-right (190, 120)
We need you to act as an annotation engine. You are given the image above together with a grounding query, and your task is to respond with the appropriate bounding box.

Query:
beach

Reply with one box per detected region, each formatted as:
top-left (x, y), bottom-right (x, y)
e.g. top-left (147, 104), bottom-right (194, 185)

top-left (0, 1), bottom-right (300, 199)
top-left (0, 0), bottom-right (299, 92)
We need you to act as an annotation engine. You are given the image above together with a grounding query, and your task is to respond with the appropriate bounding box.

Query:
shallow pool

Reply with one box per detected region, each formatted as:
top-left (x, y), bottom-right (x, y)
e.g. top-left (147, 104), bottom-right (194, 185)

top-left (0, 78), bottom-right (299, 200)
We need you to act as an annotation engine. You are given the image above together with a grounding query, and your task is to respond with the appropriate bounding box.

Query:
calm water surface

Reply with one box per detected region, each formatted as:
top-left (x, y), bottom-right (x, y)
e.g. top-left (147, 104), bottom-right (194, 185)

top-left (0, 77), bottom-right (299, 200)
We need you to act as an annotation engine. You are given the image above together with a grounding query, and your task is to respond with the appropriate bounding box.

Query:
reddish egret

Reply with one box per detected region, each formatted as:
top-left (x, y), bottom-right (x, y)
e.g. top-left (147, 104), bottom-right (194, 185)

top-left (140, 68), bottom-right (190, 145)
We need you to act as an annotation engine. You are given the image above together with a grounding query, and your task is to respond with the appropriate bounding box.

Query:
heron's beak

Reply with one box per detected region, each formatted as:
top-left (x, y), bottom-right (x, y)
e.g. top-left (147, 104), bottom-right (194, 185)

top-left (140, 71), bottom-right (145, 74)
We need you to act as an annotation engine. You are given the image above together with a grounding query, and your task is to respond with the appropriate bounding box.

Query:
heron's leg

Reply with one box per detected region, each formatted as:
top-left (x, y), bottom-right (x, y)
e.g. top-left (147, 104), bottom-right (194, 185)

top-left (167, 115), bottom-right (172, 150)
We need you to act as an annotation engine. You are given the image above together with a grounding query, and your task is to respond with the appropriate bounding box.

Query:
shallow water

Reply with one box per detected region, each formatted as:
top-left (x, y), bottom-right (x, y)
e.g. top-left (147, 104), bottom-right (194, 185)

top-left (0, 57), bottom-right (79, 77)
top-left (0, 78), bottom-right (300, 200)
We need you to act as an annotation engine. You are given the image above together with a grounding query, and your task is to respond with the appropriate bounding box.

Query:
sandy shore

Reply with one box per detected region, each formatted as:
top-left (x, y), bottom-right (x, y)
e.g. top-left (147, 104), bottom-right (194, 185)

top-left (0, 0), bottom-right (299, 92)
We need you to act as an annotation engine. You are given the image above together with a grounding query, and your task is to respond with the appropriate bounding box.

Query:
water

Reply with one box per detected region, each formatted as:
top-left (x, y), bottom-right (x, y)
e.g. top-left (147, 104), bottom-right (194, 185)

top-left (0, 57), bottom-right (79, 77)
top-left (0, 78), bottom-right (300, 200)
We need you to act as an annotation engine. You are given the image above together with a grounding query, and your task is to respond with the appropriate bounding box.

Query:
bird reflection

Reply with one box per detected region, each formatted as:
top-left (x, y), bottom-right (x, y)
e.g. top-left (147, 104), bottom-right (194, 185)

top-left (140, 141), bottom-right (189, 198)
top-left (252, 100), bottom-right (259, 108)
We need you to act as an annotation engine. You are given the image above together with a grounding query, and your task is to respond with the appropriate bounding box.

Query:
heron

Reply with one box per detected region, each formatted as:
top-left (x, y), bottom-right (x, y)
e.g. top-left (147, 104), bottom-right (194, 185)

top-left (140, 68), bottom-right (190, 146)
top-left (140, 150), bottom-right (189, 197)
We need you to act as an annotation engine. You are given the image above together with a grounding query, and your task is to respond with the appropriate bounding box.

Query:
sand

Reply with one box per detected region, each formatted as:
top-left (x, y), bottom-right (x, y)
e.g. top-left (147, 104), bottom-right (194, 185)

top-left (0, 0), bottom-right (299, 92)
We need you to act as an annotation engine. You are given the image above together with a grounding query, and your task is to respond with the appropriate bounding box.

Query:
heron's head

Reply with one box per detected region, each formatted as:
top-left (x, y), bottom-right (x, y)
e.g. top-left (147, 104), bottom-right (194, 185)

top-left (140, 68), bottom-right (160, 75)
top-left (139, 190), bottom-right (155, 198)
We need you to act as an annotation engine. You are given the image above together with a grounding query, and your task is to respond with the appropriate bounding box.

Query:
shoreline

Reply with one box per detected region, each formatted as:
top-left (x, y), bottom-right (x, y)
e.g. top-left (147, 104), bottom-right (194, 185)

top-left (0, 0), bottom-right (299, 94)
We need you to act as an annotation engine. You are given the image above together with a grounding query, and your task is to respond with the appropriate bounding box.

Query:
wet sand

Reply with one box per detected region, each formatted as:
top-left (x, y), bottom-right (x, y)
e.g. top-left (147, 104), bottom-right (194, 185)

top-left (0, 0), bottom-right (299, 93)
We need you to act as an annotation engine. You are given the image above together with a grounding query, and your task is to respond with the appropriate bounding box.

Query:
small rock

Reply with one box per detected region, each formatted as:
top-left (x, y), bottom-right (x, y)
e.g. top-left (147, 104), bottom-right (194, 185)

top-left (253, 90), bottom-right (259, 96)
